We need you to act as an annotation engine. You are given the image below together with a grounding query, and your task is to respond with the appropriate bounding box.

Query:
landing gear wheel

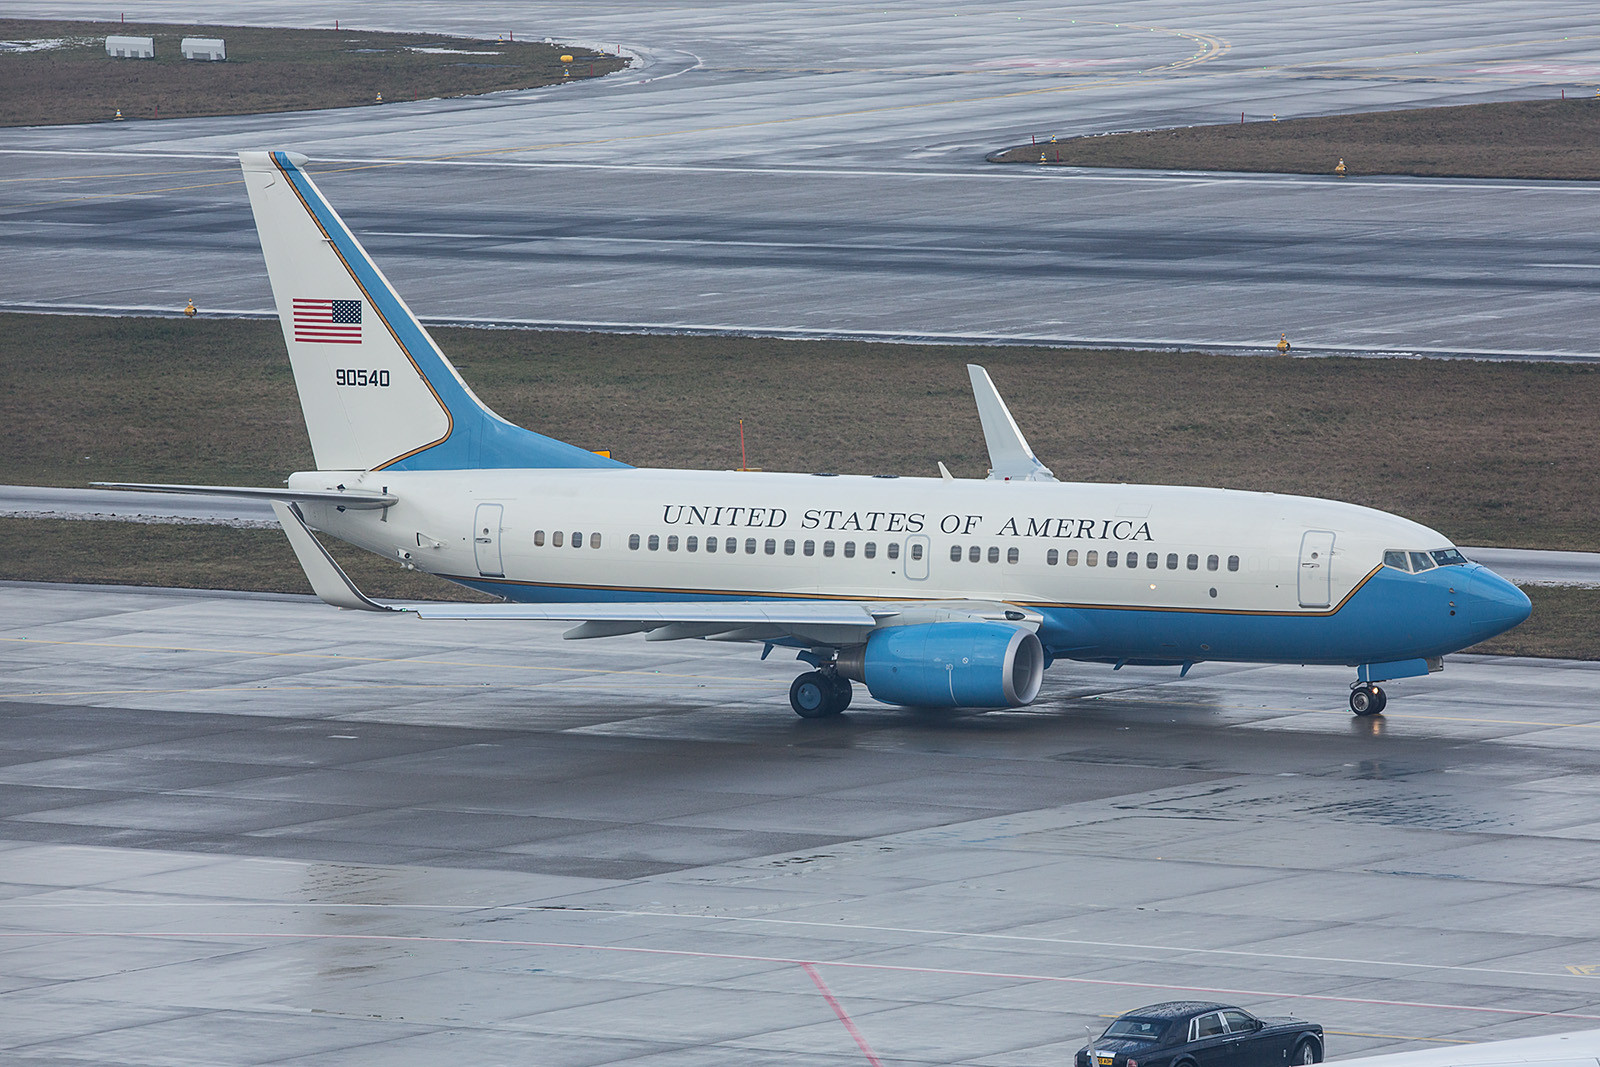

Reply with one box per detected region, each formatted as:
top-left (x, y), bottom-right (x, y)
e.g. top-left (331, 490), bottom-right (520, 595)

top-left (790, 671), bottom-right (842, 718)
top-left (829, 673), bottom-right (853, 713)
top-left (1349, 684), bottom-right (1386, 716)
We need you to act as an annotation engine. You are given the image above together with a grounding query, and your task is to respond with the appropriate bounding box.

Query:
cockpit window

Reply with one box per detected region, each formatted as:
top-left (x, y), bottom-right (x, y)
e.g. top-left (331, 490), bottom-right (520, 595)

top-left (1409, 551), bottom-right (1436, 572)
top-left (1432, 548), bottom-right (1467, 567)
top-left (1383, 550), bottom-right (1409, 571)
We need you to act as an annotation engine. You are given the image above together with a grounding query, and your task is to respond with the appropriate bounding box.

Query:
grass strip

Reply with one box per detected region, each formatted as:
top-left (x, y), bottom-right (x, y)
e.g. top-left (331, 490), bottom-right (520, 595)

top-left (0, 18), bottom-right (625, 127)
top-left (4, 312), bottom-right (1597, 551)
top-left (992, 98), bottom-right (1600, 180)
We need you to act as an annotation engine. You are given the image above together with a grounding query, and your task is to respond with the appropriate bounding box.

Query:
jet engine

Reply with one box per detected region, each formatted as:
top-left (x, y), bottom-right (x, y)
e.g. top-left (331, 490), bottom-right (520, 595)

top-left (837, 622), bottom-right (1045, 708)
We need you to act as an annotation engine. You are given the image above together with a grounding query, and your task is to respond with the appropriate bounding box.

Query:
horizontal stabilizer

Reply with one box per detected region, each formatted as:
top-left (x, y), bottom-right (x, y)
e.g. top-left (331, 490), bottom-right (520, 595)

top-left (272, 500), bottom-right (399, 612)
top-left (95, 482), bottom-right (396, 510)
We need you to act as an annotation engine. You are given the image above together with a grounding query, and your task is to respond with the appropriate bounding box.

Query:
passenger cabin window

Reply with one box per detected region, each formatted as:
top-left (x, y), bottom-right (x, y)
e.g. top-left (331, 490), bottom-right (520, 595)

top-left (1207, 554), bottom-right (1219, 571)
top-left (1107, 550), bottom-right (1119, 568)
top-left (1086, 550), bottom-right (1098, 566)
top-left (571, 531), bottom-right (582, 548)
top-left (864, 542), bottom-right (876, 559)
top-left (765, 538), bottom-right (777, 555)
top-left (987, 546), bottom-right (1000, 563)
top-left (1186, 553), bottom-right (1198, 570)
top-left (686, 535), bottom-right (698, 552)
top-left (706, 536), bottom-right (718, 553)
top-left (909, 543), bottom-right (922, 561)
top-left (1007, 547), bottom-right (1019, 564)
top-left (535, 530), bottom-right (546, 547)
top-left (843, 541), bottom-right (856, 558)
top-left (745, 538), bottom-right (757, 554)
top-left (552, 531), bottom-right (564, 548)
top-left (627, 533), bottom-right (639, 550)
top-left (647, 534), bottom-right (659, 550)
top-left (1227, 555), bottom-right (1240, 572)
top-left (1148, 552), bottom-right (1160, 569)
top-left (785, 539), bottom-right (796, 556)
top-left (667, 535), bottom-right (679, 551)
top-left (804, 540), bottom-right (816, 557)
top-left (823, 541), bottom-right (835, 557)
top-left (969, 545), bottom-right (981, 563)
top-left (590, 533), bottom-right (601, 549)
top-left (725, 537), bottom-right (737, 553)
top-left (886, 543), bottom-right (900, 560)
top-left (1166, 553), bottom-right (1178, 569)
top-left (950, 545), bottom-right (962, 562)
top-left (1066, 549), bottom-right (1079, 566)
top-left (1221, 1011), bottom-right (1256, 1035)
top-left (1047, 549), bottom-right (1059, 566)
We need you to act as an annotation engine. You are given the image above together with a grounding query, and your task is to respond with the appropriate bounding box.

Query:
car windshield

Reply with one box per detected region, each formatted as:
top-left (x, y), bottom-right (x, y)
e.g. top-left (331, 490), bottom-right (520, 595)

top-left (1104, 1018), bottom-right (1167, 1041)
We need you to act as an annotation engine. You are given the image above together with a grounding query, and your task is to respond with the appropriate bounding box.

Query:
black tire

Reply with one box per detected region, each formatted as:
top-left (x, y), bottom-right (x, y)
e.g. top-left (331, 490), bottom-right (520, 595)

top-left (1293, 1039), bottom-right (1320, 1065)
top-left (1372, 688), bottom-right (1388, 715)
top-left (790, 672), bottom-right (834, 718)
top-left (1350, 685), bottom-right (1383, 716)
top-left (829, 673), bottom-right (853, 713)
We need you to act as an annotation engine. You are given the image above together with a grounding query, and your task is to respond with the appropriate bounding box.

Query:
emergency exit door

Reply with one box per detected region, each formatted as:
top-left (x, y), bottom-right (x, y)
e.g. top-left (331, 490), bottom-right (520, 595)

top-left (474, 503), bottom-right (504, 577)
top-left (1298, 530), bottom-right (1335, 608)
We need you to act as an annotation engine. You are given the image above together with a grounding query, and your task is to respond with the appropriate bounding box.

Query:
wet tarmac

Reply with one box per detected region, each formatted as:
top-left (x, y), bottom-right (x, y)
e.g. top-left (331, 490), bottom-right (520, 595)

top-left (3, 582), bottom-right (1599, 1065)
top-left (2, 1), bottom-right (1599, 357)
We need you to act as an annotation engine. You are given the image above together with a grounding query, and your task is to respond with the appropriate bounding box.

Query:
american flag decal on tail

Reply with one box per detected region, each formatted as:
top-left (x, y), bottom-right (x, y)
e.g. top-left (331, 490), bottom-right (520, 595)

top-left (293, 298), bottom-right (362, 344)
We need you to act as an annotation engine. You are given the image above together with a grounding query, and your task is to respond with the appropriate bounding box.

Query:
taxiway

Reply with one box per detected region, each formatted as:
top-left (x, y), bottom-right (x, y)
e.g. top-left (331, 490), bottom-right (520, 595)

top-left (2, 582), bottom-right (1599, 1064)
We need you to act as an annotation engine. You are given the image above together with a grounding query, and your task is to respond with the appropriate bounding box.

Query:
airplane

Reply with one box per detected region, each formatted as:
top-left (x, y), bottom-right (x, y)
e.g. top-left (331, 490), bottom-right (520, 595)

top-left (100, 150), bottom-right (1532, 720)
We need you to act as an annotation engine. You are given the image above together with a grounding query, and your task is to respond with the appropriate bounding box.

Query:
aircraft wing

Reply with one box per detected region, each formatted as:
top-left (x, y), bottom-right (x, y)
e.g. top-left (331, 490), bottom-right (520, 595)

top-left (414, 599), bottom-right (1041, 646)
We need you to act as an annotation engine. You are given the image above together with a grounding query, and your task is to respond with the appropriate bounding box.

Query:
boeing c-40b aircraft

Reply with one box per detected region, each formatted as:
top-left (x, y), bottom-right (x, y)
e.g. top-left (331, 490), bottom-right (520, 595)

top-left (102, 151), bottom-right (1532, 719)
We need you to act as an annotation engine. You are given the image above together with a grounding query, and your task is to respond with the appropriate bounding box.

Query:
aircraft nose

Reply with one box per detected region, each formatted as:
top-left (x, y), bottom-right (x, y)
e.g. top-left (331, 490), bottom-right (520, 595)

top-left (1467, 566), bottom-right (1532, 640)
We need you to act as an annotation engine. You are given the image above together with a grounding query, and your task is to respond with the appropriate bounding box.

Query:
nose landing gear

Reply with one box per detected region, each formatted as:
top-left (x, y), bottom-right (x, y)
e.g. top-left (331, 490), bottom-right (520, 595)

top-left (1349, 682), bottom-right (1387, 716)
top-left (790, 669), bottom-right (853, 718)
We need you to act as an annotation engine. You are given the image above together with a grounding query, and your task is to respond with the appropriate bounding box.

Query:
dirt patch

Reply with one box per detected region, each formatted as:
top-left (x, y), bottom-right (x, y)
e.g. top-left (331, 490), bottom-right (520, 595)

top-left (0, 17), bottom-right (626, 127)
top-left (992, 98), bottom-right (1600, 180)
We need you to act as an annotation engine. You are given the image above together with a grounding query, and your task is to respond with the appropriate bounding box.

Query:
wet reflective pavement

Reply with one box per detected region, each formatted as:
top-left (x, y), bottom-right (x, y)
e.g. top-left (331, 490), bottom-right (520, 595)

top-left (3, 583), bottom-right (1599, 1064)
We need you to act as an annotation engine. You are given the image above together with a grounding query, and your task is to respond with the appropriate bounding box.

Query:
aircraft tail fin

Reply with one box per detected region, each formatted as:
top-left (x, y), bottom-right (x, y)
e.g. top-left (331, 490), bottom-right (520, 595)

top-left (238, 150), bottom-right (626, 474)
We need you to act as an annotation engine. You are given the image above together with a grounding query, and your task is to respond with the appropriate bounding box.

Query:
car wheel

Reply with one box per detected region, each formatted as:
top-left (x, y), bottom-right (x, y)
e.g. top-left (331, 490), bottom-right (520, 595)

top-left (1293, 1040), bottom-right (1319, 1065)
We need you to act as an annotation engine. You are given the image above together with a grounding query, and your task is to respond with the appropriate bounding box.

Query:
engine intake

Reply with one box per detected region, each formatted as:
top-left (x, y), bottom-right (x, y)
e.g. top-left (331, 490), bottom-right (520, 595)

top-left (838, 622), bottom-right (1044, 708)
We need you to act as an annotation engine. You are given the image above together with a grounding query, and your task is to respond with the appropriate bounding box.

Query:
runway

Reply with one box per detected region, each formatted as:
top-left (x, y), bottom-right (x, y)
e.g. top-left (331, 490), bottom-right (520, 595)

top-left (2, 1), bottom-right (1599, 356)
top-left (3, 582), bottom-right (1600, 1064)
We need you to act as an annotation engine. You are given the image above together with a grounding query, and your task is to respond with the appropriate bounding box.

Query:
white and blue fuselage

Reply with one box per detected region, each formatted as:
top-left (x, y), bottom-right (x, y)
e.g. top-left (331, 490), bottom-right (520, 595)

top-left (104, 150), bottom-right (1531, 720)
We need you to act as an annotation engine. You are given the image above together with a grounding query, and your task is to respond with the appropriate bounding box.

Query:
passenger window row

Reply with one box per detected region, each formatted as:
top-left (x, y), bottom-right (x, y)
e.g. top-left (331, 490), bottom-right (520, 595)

top-left (535, 530), bottom-right (1243, 575)
top-left (533, 530), bottom-right (600, 549)
top-left (616, 536), bottom-right (904, 560)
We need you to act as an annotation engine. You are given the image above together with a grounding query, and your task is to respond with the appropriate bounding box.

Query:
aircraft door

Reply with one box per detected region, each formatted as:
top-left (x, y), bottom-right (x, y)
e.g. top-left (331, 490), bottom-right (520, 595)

top-left (1298, 530), bottom-right (1335, 608)
top-left (904, 535), bottom-right (929, 581)
top-left (474, 502), bottom-right (505, 578)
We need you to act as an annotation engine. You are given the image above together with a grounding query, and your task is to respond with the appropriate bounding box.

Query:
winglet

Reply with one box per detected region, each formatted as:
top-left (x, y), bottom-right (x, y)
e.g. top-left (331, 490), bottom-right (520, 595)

top-left (966, 365), bottom-right (1057, 482)
top-left (271, 500), bottom-right (399, 612)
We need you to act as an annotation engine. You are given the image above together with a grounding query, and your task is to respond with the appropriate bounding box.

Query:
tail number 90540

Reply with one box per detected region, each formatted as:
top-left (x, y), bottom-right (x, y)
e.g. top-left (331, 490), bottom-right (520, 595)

top-left (335, 368), bottom-right (390, 387)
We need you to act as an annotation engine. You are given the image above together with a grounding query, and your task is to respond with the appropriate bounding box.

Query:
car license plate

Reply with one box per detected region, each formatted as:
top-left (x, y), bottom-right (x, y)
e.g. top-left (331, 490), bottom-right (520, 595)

top-left (1097, 1057), bottom-right (1115, 1065)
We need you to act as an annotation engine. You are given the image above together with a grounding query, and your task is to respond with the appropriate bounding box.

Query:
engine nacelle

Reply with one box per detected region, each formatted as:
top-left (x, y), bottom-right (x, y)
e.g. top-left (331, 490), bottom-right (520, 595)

top-left (838, 622), bottom-right (1045, 708)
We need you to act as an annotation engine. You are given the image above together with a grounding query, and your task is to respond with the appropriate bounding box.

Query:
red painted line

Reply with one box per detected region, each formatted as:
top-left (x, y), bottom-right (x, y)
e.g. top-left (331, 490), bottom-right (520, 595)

top-left (8, 931), bottom-right (1600, 1023)
top-left (804, 962), bottom-right (884, 1067)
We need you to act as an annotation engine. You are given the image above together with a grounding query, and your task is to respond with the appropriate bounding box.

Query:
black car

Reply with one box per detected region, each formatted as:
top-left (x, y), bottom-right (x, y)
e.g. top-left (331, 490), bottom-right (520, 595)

top-left (1076, 1002), bottom-right (1323, 1067)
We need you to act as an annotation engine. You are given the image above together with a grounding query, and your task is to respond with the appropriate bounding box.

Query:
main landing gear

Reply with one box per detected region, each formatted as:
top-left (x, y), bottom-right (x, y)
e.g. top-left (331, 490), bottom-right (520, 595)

top-left (790, 669), bottom-right (853, 718)
top-left (1350, 682), bottom-right (1387, 717)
